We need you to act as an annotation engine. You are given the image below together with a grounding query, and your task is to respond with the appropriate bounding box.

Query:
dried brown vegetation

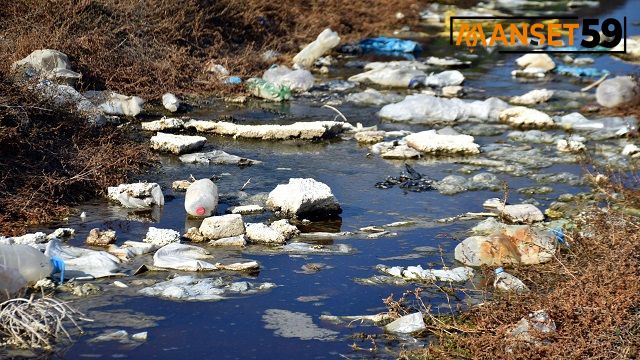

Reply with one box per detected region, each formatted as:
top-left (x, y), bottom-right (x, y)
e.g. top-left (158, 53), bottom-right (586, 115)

top-left (0, 0), bottom-right (426, 98)
top-left (397, 191), bottom-right (640, 359)
top-left (0, 294), bottom-right (83, 350)
top-left (0, 77), bottom-right (155, 235)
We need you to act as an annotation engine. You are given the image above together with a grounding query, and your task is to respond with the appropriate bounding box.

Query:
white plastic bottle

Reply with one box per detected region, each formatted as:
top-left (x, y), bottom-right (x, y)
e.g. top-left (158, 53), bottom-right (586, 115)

top-left (184, 179), bottom-right (218, 217)
top-left (292, 28), bottom-right (340, 68)
top-left (0, 244), bottom-right (53, 293)
top-left (493, 267), bottom-right (529, 294)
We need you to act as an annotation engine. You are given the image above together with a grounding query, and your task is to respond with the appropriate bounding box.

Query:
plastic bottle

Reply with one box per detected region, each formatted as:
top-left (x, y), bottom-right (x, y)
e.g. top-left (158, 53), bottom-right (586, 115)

top-left (184, 179), bottom-right (218, 217)
top-left (493, 267), bottom-right (529, 294)
top-left (292, 28), bottom-right (340, 68)
top-left (0, 244), bottom-right (55, 293)
top-left (245, 78), bottom-right (291, 102)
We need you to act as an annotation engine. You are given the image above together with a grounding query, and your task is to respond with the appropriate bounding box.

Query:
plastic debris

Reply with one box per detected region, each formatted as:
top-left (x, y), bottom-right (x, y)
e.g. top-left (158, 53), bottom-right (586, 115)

top-left (377, 264), bottom-right (474, 282)
top-left (379, 95), bottom-right (508, 123)
top-left (224, 76), bottom-right (242, 84)
top-left (293, 28), bottom-right (340, 68)
top-left (0, 244), bottom-right (54, 293)
top-left (349, 66), bottom-right (426, 87)
top-left (494, 267), bottom-right (529, 293)
top-left (414, 70), bottom-right (465, 88)
top-left (263, 65), bottom-right (314, 92)
top-left (345, 88), bottom-right (404, 106)
top-left (556, 65), bottom-right (609, 77)
top-left (152, 243), bottom-right (259, 272)
top-left (139, 275), bottom-right (275, 301)
top-left (245, 78), bottom-right (291, 101)
top-left (45, 239), bottom-right (122, 279)
top-left (384, 312), bottom-right (426, 334)
top-left (106, 182), bottom-right (165, 209)
top-left (184, 179), bottom-right (219, 217)
top-left (359, 37), bottom-right (421, 53)
top-left (162, 93), bottom-right (180, 112)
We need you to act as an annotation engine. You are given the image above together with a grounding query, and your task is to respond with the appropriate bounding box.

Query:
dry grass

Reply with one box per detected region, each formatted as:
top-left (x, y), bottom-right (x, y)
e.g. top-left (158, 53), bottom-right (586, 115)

top-left (0, 0), bottom-right (428, 98)
top-left (395, 185), bottom-right (640, 359)
top-left (0, 294), bottom-right (83, 350)
top-left (0, 76), bottom-right (156, 235)
top-left (0, 0), bottom-right (443, 232)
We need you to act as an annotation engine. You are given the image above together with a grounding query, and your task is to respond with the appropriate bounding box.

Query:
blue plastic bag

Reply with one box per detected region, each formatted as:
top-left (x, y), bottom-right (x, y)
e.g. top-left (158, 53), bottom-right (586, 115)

top-left (359, 37), bottom-right (421, 53)
top-left (552, 228), bottom-right (570, 248)
top-left (555, 65), bottom-right (609, 77)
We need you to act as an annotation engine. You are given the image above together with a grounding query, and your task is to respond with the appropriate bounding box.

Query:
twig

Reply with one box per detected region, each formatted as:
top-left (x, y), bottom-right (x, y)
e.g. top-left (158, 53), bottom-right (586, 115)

top-left (0, 295), bottom-right (84, 349)
top-left (581, 73), bottom-right (609, 92)
top-left (322, 104), bottom-right (349, 122)
top-left (240, 178), bottom-right (251, 191)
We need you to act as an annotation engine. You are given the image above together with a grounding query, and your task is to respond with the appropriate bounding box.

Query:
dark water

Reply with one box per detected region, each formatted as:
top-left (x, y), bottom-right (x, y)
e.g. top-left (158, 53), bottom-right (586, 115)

top-left (16, 1), bottom-right (640, 358)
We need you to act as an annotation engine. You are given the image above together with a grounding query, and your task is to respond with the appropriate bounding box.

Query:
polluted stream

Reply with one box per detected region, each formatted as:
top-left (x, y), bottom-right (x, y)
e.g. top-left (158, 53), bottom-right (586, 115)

top-left (8, 0), bottom-right (640, 358)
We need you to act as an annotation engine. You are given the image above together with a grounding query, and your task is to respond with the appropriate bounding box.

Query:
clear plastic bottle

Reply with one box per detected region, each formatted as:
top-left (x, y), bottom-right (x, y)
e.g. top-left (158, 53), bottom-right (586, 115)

top-left (245, 78), bottom-right (291, 102)
top-left (292, 28), bottom-right (341, 68)
top-left (0, 244), bottom-right (52, 293)
top-left (493, 267), bottom-right (529, 294)
top-left (184, 179), bottom-right (218, 217)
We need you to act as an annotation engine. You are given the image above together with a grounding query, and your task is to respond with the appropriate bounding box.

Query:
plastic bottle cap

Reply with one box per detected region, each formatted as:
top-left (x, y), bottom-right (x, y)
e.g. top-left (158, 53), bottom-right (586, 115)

top-left (195, 207), bottom-right (206, 216)
top-left (495, 267), bottom-right (504, 275)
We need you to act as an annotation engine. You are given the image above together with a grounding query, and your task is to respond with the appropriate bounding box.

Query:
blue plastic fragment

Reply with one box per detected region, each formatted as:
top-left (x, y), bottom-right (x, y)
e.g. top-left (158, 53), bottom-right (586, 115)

top-left (50, 256), bottom-right (65, 284)
top-left (495, 267), bottom-right (505, 275)
top-left (552, 228), bottom-right (570, 248)
top-left (359, 37), bottom-right (421, 53)
top-left (224, 76), bottom-right (242, 85)
top-left (555, 65), bottom-right (609, 77)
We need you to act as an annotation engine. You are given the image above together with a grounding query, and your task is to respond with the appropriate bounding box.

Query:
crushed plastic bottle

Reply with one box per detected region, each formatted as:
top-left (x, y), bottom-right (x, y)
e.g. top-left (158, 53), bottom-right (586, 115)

top-left (184, 178), bottom-right (219, 217)
top-left (245, 78), bottom-right (291, 101)
top-left (293, 28), bottom-right (340, 68)
top-left (493, 267), bottom-right (529, 294)
top-left (0, 244), bottom-right (65, 293)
